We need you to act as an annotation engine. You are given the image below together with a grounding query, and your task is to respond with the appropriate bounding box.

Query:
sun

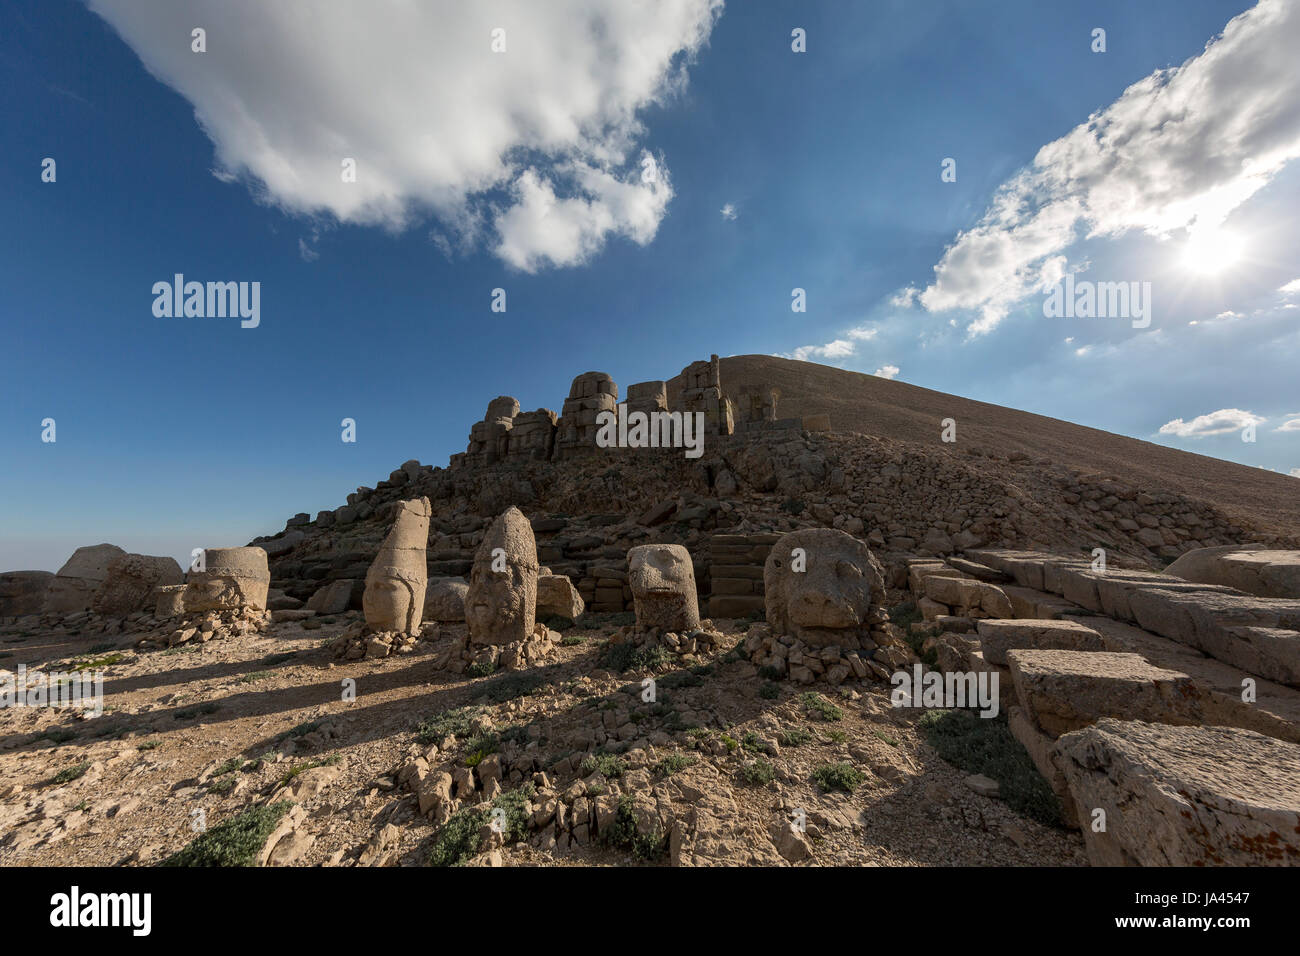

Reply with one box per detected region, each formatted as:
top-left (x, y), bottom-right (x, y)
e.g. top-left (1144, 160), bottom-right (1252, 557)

top-left (1181, 227), bottom-right (1245, 275)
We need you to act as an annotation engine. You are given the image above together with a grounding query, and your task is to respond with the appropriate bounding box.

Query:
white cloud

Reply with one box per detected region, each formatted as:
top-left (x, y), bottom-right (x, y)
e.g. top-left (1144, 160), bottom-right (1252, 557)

top-left (873, 365), bottom-right (900, 380)
top-left (782, 339), bottom-right (856, 362)
top-left (917, 0), bottom-right (1300, 334)
top-left (1158, 408), bottom-right (1265, 438)
top-left (297, 237), bottom-right (320, 262)
top-left (847, 326), bottom-right (878, 341)
top-left (1291, 468), bottom-right (1300, 478)
top-left (1275, 418), bottom-right (1300, 432)
top-left (88, 0), bottom-right (722, 271)
top-left (720, 203), bottom-right (737, 220)
top-left (1280, 278), bottom-right (1300, 294)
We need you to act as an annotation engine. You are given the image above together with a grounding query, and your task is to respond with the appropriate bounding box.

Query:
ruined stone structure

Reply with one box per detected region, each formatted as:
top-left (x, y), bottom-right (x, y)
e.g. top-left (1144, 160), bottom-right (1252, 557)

top-left (628, 544), bottom-right (701, 631)
top-left (363, 497), bottom-right (431, 635)
top-left (555, 372), bottom-right (618, 458)
top-left (735, 386), bottom-right (779, 425)
top-left (466, 396), bottom-right (519, 466)
top-left (625, 380), bottom-right (668, 418)
top-left (677, 354), bottom-right (733, 438)
top-left (91, 553), bottom-right (184, 617)
top-left (465, 506), bottom-right (539, 646)
top-left (507, 409), bottom-right (558, 461)
top-left (183, 547), bottom-right (271, 613)
top-left (43, 544), bottom-right (126, 614)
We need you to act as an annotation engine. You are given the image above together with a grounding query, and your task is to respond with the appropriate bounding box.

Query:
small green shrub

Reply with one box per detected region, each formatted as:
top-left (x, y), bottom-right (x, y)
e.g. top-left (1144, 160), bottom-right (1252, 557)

top-left (160, 802), bottom-right (292, 867)
top-left (812, 761), bottom-right (865, 793)
top-left (799, 692), bottom-right (843, 722)
top-left (739, 757), bottom-right (775, 786)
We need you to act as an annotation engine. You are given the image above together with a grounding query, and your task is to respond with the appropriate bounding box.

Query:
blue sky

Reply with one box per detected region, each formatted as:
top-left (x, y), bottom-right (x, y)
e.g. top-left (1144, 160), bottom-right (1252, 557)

top-left (2, 0), bottom-right (1298, 572)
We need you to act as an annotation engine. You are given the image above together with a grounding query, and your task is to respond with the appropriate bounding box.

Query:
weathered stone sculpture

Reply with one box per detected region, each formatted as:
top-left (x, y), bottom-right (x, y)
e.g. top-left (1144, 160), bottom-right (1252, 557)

top-left (628, 544), bottom-right (701, 631)
top-left (43, 544), bottom-right (126, 614)
top-left (183, 547), bottom-right (271, 613)
top-left (764, 528), bottom-right (886, 646)
top-left (466, 506), bottom-right (538, 645)
top-left (424, 577), bottom-right (469, 622)
top-left (0, 571), bottom-right (53, 617)
top-left (92, 553), bottom-right (184, 617)
top-left (363, 497), bottom-right (431, 635)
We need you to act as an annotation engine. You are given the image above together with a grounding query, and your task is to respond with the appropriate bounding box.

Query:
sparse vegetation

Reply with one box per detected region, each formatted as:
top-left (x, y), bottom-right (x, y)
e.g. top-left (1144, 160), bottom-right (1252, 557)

top-left (581, 753), bottom-right (627, 779)
top-left (918, 709), bottom-right (1063, 826)
top-left (799, 692), bottom-right (843, 722)
top-left (601, 641), bottom-right (673, 673)
top-left (429, 784), bottom-right (536, 866)
top-left (777, 726), bottom-right (813, 747)
top-left (466, 659), bottom-right (497, 678)
top-left (51, 760), bottom-right (91, 785)
top-left (812, 761), bottom-right (865, 793)
top-left (603, 796), bottom-right (667, 860)
top-left (739, 757), bottom-right (775, 786)
top-left (652, 753), bottom-right (697, 777)
top-left (416, 707), bottom-right (481, 744)
top-left (160, 802), bottom-right (292, 867)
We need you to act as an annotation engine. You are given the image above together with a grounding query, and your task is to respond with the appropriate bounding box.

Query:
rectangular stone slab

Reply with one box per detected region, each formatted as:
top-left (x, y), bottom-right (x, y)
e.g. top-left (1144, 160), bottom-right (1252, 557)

top-left (1006, 649), bottom-right (1205, 738)
top-left (976, 618), bottom-right (1105, 667)
top-left (1054, 718), bottom-right (1300, 866)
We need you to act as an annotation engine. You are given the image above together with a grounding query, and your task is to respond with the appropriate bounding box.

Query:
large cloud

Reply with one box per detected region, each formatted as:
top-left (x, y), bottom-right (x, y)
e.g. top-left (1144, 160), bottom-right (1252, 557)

top-left (917, 0), bottom-right (1300, 333)
top-left (1158, 408), bottom-right (1265, 438)
top-left (88, 0), bottom-right (722, 270)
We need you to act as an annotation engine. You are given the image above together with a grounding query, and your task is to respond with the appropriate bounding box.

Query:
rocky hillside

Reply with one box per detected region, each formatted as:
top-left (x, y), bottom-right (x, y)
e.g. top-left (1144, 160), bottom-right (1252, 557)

top-left (668, 355), bottom-right (1300, 540)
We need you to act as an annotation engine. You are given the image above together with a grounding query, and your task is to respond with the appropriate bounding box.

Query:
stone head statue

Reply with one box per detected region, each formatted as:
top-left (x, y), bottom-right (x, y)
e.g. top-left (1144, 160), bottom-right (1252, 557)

top-left (93, 553), bottom-right (184, 617)
top-left (764, 529), bottom-right (884, 645)
top-left (363, 497), bottom-right (431, 634)
top-left (466, 506), bottom-right (538, 646)
top-left (628, 544), bottom-right (700, 631)
top-left (184, 547), bottom-right (271, 613)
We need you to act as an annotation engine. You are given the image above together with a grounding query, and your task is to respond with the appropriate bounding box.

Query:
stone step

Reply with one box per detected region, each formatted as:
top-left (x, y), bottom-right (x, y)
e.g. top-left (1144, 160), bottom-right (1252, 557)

top-left (1125, 589), bottom-right (1300, 688)
top-left (1006, 649), bottom-right (1209, 739)
top-left (1070, 614), bottom-right (1300, 744)
top-left (971, 549), bottom-right (1300, 689)
top-left (1054, 719), bottom-right (1300, 866)
top-left (1001, 585), bottom-right (1083, 620)
top-left (975, 619), bottom-right (1105, 667)
top-left (944, 556), bottom-right (1011, 583)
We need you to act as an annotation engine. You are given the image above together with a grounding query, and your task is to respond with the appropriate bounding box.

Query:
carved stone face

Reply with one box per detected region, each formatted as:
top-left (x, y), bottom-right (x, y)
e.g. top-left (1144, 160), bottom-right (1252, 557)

top-left (628, 544), bottom-right (700, 631)
top-left (183, 547), bottom-right (270, 613)
top-left (764, 529), bottom-right (884, 646)
top-left (93, 554), bottom-right (184, 617)
top-left (362, 497), bottom-right (430, 635)
top-left (363, 569), bottom-right (420, 633)
top-left (466, 507), bottom-right (538, 646)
